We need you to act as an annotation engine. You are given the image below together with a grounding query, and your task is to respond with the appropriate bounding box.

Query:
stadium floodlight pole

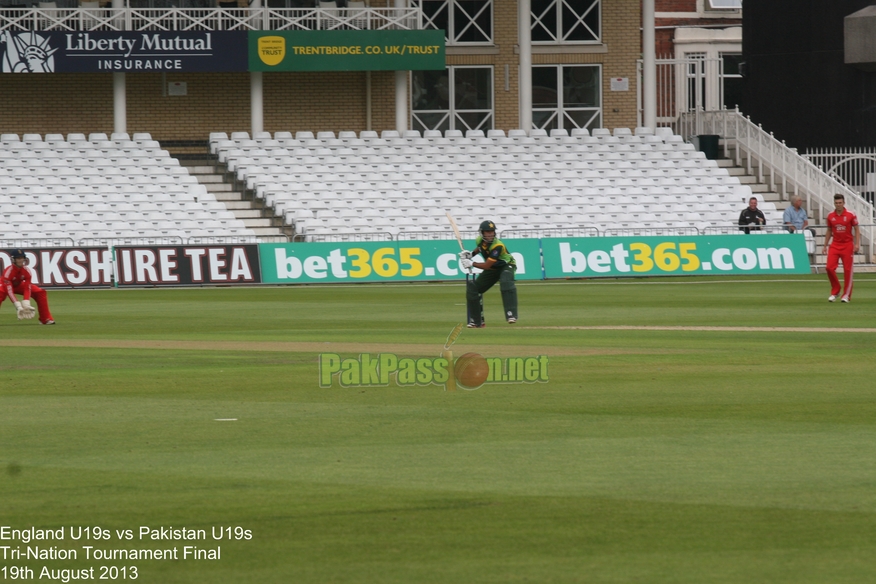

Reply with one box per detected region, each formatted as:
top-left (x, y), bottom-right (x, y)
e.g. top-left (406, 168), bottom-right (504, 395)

top-left (642, 0), bottom-right (657, 131)
top-left (518, 0), bottom-right (533, 134)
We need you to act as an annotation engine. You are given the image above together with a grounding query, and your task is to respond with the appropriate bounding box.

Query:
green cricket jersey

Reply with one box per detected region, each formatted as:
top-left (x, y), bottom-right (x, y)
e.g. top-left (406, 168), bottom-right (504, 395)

top-left (473, 236), bottom-right (516, 269)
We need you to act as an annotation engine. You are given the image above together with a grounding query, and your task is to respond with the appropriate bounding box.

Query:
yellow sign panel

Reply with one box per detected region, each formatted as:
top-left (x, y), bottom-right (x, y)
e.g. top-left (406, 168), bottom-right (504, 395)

top-left (258, 36), bottom-right (286, 66)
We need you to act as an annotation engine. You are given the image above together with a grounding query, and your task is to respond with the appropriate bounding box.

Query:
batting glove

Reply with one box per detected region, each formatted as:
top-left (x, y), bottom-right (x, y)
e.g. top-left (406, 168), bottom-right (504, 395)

top-left (461, 258), bottom-right (473, 270)
top-left (458, 250), bottom-right (472, 260)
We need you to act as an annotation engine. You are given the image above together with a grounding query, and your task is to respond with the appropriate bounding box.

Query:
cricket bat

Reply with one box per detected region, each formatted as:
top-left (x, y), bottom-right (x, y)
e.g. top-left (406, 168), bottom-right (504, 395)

top-left (445, 212), bottom-right (472, 326)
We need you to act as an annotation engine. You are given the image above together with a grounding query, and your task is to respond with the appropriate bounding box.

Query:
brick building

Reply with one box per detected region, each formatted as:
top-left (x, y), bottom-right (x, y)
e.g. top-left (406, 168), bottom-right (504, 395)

top-left (1, 0), bottom-right (643, 141)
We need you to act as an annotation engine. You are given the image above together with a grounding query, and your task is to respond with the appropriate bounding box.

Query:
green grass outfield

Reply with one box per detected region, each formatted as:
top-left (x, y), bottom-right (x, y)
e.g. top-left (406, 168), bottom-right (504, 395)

top-left (1, 275), bottom-right (875, 583)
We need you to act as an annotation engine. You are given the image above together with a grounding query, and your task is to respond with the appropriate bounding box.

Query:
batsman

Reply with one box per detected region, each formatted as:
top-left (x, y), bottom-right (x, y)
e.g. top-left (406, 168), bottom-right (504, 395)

top-left (459, 220), bottom-right (518, 328)
top-left (1, 249), bottom-right (55, 325)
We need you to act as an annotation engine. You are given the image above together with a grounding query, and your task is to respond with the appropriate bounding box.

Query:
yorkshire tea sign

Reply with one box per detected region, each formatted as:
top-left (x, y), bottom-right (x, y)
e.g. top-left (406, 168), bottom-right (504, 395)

top-left (249, 30), bottom-right (445, 72)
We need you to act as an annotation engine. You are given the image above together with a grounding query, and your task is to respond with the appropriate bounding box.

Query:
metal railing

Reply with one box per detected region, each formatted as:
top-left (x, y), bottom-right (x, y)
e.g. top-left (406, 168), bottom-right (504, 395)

top-left (0, 7), bottom-right (421, 31)
top-left (677, 108), bottom-right (875, 262)
top-left (804, 147), bottom-right (876, 203)
top-left (603, 226), bottom-right (698, 237)
top-left (702, 224), bottom-right (793, 236)
top-left (78, 235), bottom-right (184, 246)
top-left (636, 56), bottom-right (726, 129)
top-left (503, 226), bottom-right (599, 239)
top-left (0, 237), bottom-right (74, 247)
top-left (292, 231), bottom-right (393, 242)
top-left (187, 234), bottom-right (290, 244)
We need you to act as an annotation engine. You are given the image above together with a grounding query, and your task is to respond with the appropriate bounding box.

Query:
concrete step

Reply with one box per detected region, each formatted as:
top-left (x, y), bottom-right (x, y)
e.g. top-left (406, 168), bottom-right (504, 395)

top-left (233, 209), bottom-right (265, 219)
top-left (183, 165), bottom-right (219, 175)
top-left (241, 218), bottom-right (277, 228)
top-left (223, 201), bottom-right (256, 210)
top-left (249, 226), bottom-right (287, 237)
top-left (190, 174), bottom-right (226, 184)
top-left (211, 191), bottom-right (245, 201)
top-left (204, 183), bottom-right (237, 193)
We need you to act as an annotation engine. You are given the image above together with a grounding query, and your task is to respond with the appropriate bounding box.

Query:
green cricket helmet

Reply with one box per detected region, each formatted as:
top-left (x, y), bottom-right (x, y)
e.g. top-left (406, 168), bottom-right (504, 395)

top-left (479, 220), bottom-right (497, 232)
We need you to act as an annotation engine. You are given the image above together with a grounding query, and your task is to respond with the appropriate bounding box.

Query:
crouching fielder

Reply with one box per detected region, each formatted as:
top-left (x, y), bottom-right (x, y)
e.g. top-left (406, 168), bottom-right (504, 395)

top-left (459, 220), bottom-right (518, 328)
top-left (1, 249), bottom-right (55, 324)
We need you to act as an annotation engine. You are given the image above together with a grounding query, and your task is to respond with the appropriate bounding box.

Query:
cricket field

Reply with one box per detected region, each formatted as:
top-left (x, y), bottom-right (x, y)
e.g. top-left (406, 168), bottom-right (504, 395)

top-left (1, 275), bottom-right (875, 583)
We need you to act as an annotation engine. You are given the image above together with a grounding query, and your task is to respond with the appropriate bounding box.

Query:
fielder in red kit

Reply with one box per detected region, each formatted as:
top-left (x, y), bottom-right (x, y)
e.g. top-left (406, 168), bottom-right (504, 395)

top-left (823, 194), bottom-right (860, 303)
top-left (1, 249), bottom-right (55, 324)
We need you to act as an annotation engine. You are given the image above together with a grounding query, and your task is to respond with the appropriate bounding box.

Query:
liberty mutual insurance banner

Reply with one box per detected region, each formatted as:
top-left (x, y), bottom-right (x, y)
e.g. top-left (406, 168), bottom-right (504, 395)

top-left (1, 31), bottom-right (247, 73)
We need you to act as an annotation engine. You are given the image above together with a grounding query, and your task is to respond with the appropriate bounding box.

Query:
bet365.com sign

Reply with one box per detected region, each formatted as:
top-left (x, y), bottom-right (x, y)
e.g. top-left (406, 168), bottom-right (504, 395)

top-left (542, 234), bottom-right (811, 277)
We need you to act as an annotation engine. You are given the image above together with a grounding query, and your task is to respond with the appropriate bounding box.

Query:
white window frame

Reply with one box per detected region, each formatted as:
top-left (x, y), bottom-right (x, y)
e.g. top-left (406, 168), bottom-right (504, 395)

top-left (531, 64), bottom-right (602, 131)
top-left (531, 0), bottom-right (601, 45)
top-left (411, 65), bottom-right (494, 133)
top-left (416, 0), bottom-right (493, 45)
top-left (706, 0), bottom-right (742, 10)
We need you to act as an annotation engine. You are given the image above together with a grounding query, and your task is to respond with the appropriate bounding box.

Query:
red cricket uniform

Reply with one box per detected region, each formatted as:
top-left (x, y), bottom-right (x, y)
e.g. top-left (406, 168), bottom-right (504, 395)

top-left (1, 263), bottom-right (54, 323)
top-left (825, 209), bottom-right (859, 300)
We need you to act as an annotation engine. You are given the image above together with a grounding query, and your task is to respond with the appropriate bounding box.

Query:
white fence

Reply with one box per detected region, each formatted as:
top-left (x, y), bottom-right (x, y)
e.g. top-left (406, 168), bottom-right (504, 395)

top-left (637, 56), bottom-right (724, 128)
top-left (677, 109), bottom-right (876, 262)
top-left (804, 147), bottom-right (876, 202)
top-left (0, 7), bottom-right (421, 31)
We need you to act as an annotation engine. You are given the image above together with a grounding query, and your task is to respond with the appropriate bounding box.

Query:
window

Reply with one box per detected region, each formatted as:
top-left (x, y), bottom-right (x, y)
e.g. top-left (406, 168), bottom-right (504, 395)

top-left (720, 52), bottom-right (744, 110)
top-left (684, 52), bottom-right (706, 112)
top-left (532, 65), bottom-right (601, 131)
top-left (531, 0), bottom-right (600, 44)
top-left (415, 0), bottom-right (492, 44)
top-left (412, 66), bottom-right (494, 133)
top-left (707, 0), bottom-right (742, 9)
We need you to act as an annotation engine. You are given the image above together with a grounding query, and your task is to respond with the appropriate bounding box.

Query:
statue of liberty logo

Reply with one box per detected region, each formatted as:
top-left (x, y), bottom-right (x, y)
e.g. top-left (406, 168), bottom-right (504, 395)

top-left (1, 31), bottom-right (58, 73)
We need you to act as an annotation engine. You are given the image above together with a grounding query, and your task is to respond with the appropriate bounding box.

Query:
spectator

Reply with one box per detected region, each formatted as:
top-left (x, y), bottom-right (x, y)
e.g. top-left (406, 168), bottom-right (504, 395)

top-left (738, 197), bottom-right (766, 233)
top-left (783, 195), bottom-right (810, 233)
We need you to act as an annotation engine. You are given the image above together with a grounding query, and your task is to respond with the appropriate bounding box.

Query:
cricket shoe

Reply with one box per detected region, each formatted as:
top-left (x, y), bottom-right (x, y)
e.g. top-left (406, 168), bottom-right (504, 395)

top-left (841, 297), bottom-right (850, 303)
top-left (507, 317), bottom-right (517, 324)
top-left (41, 320), bottom-right (56, 325)
top-left (467, 323), bottom-right (486, 328)
top-left (828, 295), bottom-right (837, 302)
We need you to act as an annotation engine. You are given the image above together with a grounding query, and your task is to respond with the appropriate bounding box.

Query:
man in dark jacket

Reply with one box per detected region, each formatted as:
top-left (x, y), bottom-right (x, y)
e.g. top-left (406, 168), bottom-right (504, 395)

top-left (738, 197), bottom-right (766, 233)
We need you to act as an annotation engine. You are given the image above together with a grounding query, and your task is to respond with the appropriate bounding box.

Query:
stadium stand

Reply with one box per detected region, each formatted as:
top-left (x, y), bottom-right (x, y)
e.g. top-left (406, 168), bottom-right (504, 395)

top-left (210, 127), bottom-right (781, 240)
top-left (0, 132), bottom-right (255, 241)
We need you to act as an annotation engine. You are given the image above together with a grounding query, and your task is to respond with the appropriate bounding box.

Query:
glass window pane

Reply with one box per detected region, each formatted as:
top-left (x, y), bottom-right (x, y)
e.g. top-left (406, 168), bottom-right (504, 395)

top-left (533, 110), bottom-right (559, 130)
top-left (564, 110), bottom-right (599, 131)
top-left (454, 67), bottom-right (492, 110)
top-left (531, 0), bottom-right (556, 42)
top-left (412, 70), bottom-right (451, 111)
top-left (721, 53), bottom-right (743, 76)
top-left (420, 0), bottom-right (449, 36)
top-left (562, 0), bottom-right (598, 41)
top-left (454, 0), bottom-right (491, 43)
top-left (708, 0), bottom-right (741, 8)
top-left (532, 67), bottom-right (558, 107)
top-left (563, 66), bottom-right (599, 107)
top-left (456, 112), bottom-right (492, 131)
top-left (414, 112), bottom-right (451, 133)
